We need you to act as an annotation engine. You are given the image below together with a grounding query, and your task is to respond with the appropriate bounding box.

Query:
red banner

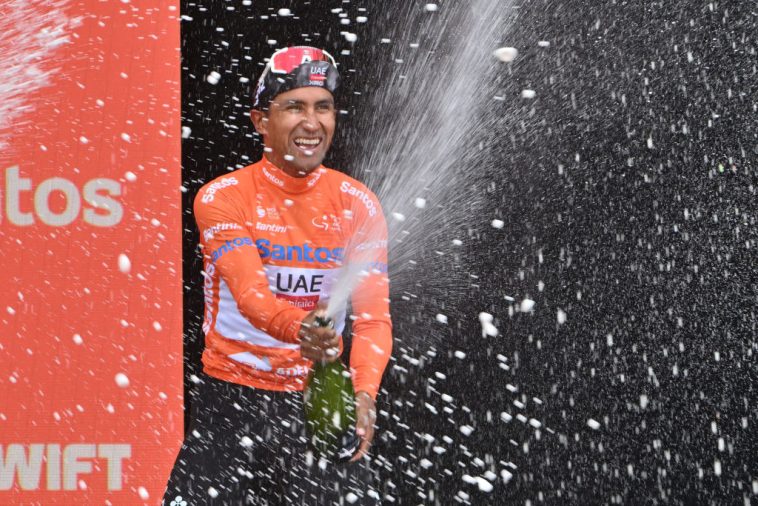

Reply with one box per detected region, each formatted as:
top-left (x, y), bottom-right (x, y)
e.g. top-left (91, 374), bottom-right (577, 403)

top-left (0, 1), bottom-right (182, 504)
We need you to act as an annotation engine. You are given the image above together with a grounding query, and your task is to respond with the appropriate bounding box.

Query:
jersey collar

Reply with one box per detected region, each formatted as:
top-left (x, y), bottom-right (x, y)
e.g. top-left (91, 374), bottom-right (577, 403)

top-left (258, 156), bottom-right (324, 194)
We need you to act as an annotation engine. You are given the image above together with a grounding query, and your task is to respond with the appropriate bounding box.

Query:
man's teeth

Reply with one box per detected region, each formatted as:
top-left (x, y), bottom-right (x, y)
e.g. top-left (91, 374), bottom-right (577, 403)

top-left (295, 138), bottom-right (320, 146)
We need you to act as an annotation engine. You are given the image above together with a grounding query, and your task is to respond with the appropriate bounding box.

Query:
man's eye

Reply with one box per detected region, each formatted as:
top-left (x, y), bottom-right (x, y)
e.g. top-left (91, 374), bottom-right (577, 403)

top-left (287, 104), bottom-right (303, 111)
top-left (317, 104), bottom-right (334, 111)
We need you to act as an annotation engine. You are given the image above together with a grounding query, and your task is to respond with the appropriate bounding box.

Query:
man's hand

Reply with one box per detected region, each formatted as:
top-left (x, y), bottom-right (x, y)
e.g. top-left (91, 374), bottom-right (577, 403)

top-left (349, 391), bottom-right (376, 463)
top-left (299, 305), bottom-right (340, 363)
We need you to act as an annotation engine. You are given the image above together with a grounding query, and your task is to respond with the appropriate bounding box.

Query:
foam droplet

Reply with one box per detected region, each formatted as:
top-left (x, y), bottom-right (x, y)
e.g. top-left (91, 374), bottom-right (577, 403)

top-left (557, 308), bottom-right (567, 324)
top-left (207, 71), bottom-right (221, 85)
top-left (118, 254), bottom-right (131, 274)
top-left (520, 298), bottom-right (536, 312)
top-left (115, 373), bottom-right (130, 388)
top-left (493, 47), bottom-right (518, 62)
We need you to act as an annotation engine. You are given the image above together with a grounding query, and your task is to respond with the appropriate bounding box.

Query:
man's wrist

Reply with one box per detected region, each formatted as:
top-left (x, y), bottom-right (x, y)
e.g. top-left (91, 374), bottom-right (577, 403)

top-left (355, 390), bottom-right (374, 401)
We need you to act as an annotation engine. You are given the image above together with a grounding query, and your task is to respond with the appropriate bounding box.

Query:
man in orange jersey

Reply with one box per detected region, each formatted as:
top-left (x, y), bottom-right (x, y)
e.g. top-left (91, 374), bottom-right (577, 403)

top-left (163, 46), bottom-right (392, 505)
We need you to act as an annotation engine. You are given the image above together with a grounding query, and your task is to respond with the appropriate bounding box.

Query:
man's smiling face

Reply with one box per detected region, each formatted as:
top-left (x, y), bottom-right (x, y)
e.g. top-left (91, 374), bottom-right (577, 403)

top-left (251, 86), bottom-right (336, 177)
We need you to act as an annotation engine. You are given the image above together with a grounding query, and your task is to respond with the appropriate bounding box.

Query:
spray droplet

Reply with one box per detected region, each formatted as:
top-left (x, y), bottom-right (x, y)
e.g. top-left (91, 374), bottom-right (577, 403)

top-left (493, 47), bottom-right (518, 62)
top-left (181, 126), bottom-right (192, 139)
top-left (207, 71), bottom-right (221, 85)
top-left (208, 487), bottom-right (219, 498)
top-left (520, 298), bottom-right (535, 312)
top-left (537, 40), bottom-right (551, 47)
top-left (557, 309), bottom-right (567, 324)
top-left (118, 254), bottom-right (131, 274)
top-left (120, 132), bottom-right (131, 143)
top-left (491, 219), bottom-right (504, 229)
top-left (477, 476), bottom-right (493, 492)
top-left (639, 394), bottom-right (649, 409)
top-left (424, 3), bottom-right (439, 12)
top-left (115, 373), bottom-right (130, 388)
top-left (283, 154), bottom-right (295, 161)
top-left (138, 487), bottom-right (149, 500)
top-left (587, 418), bottom-right (601, 430)
top-left (435, 313), bottom-right (448, 324)
top-left (521, 89), bottom-right (536, 99)
top-left (73, 334), bottom-right (83, 345)
top-left (414, 197), bottom-right (427, 209)
top-left (277, 8), bottom-right (291, 16)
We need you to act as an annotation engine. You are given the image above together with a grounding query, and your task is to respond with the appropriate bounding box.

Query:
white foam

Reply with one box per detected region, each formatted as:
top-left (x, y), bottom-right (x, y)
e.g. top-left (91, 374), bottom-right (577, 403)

top-left (114, 373), bottom-right (130, 388)
top-left (493, 47), bottom-right (518, 62)
top-left (0, 1), bottom-right (75, 148)
top-left (118, 254), bottom-right (131, 274)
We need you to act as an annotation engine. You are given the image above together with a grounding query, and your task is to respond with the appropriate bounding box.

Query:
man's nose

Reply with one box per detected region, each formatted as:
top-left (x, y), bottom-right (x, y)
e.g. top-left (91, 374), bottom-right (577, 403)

top-left (302, 108), bottom-right (319, 130)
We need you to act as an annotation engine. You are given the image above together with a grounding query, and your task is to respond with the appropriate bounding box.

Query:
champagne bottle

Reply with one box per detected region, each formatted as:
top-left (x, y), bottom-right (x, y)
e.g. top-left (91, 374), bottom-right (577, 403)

top-left (303, 316), bottom-right (361, 462)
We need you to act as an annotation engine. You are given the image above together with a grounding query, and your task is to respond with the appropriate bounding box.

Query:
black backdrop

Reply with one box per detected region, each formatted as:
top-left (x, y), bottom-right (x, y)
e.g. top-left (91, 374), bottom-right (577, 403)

top-left (180, 1), bottom-right (757, 504)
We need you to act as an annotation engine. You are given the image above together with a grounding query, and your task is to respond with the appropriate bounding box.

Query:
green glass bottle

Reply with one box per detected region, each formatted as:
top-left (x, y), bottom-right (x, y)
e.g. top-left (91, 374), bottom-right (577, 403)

top-left (303, 316), bottom-right (361, 462)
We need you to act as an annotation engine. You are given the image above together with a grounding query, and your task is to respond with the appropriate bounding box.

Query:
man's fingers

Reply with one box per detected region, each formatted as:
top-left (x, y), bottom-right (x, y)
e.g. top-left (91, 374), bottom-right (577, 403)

top-left (300, 326), bottom-right (339, 362)
top-left (349, 426), bottom-right (371, 463)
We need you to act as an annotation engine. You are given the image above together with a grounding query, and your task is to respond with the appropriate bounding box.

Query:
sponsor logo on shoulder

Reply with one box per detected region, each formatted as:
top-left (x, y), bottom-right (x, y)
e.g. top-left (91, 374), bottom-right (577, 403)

top-left (355, 239), bottom-right (387, 251)
top-left (201, 176), bottom-right (238, 203)
top-left (211, 237), bottom-right (254, 262)
top-left (340, 181), bottom-right (377, 217)
top-left (203, 222), bottom-right (243, 241)
top-left (256, 222), bottom-right (288, 233)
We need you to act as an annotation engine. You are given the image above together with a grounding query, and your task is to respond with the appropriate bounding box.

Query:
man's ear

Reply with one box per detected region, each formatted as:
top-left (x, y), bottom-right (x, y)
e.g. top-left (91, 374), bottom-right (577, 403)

top-left (250, 109), bottom-right (267, 135)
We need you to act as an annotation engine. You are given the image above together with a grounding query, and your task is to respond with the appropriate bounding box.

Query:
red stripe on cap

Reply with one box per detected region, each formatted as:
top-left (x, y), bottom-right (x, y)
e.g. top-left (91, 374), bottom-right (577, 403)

top-left (270, 47), bottom-right (328, 74)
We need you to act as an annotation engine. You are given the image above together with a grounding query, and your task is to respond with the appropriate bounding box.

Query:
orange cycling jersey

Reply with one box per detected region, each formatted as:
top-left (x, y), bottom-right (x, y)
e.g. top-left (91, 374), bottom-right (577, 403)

top-left (194, 157), bottom-right (392, 399)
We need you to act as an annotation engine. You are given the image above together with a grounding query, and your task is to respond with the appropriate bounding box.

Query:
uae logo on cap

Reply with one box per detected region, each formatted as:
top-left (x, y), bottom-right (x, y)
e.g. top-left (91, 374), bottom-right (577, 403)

top-left (309, 65), bottom-right (327, 81)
